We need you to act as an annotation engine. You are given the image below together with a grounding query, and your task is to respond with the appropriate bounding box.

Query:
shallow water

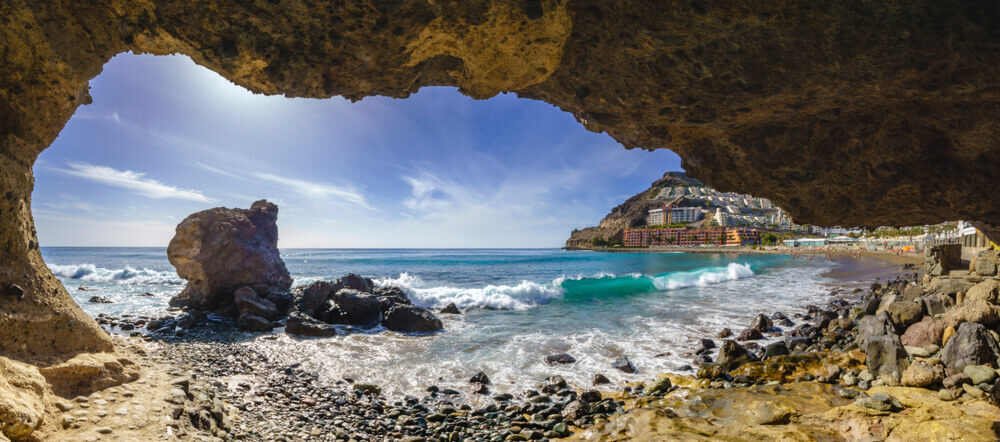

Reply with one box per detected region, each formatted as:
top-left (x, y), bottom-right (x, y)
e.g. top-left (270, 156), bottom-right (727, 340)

top-left (43, 247), bottom-right (846, 395)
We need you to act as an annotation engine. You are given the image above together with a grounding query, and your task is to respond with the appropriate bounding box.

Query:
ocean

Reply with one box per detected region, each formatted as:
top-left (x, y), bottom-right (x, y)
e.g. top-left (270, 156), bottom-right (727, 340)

top-left (43, 247), bottom-right (847, 396)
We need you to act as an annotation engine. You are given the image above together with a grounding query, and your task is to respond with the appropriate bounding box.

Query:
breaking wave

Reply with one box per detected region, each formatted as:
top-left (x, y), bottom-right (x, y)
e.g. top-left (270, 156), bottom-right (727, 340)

top-left (48, 263), bottom-right (183, 285)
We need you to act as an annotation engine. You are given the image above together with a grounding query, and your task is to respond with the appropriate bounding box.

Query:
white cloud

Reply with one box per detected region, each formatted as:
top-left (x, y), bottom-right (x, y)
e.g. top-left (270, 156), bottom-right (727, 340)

top-left (54, 163), bottom-right (215, 203)
top-left (193, 161), bottom-right (241, 179)
top-left (253, 173), bottom-right (374, 211)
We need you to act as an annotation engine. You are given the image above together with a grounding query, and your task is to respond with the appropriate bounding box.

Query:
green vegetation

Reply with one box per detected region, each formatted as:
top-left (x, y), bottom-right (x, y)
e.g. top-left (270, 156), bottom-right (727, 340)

top-left (590, 236), bottom-right (621, 248)
top-left (761, 233), bottom-right (779, 246)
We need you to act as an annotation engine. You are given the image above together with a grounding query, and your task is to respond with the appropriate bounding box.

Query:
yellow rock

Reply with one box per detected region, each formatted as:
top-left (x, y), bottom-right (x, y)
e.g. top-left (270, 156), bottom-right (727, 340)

top-left (942, 325), bottom-right (956, 345)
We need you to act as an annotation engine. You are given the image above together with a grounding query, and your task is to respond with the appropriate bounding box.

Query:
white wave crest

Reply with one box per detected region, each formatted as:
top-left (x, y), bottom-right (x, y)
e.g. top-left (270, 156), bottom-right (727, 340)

top-left (375, 272), bottom-right (564, 310)
top-left (48, 263), bottom-right (183, 285)
top-left (651, 263), bottom-right (754, 290)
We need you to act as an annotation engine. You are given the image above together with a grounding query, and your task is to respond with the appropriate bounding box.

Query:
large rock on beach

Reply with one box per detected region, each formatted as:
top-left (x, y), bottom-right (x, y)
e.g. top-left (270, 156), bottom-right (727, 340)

top-left (716, 340), bottom-right (755, 372)
top-left (924, 245), bottom-right (961, 276)
top-left (750, 314), bottom-right (773, 333)
top-left (974, 250), bottom-right (1000, 277)
top-left (965, 279), bottom-right (1000, 304)
top-left (294, 274), bottom-right (374, 317)
top-left (168, 200), bottom-right (292, 312)
top-left (943, 300), bottom-right (1000, 328)
top-left (862, 335), bottom-right (909, 378)
top-left (922, 293), bottom-right (954, 316)
top-left (320, 289), bottom-right (384, 329)
top-left (886, 300), bottom-right (924, 331)
top-left (901, 361), bottom-right (945, 388)
top-left (855, 312), bottom-right (894, 345)
top-left (901, 316), bottom-right (944, 348)
top-left (285, 312), bottom-right (339, 337)
top-left (234, 287), bottom-right (279, 320)
top-left (940, 322), bottom-right (1000, 372)
top-left (381, 304), bottom-right (443, 333)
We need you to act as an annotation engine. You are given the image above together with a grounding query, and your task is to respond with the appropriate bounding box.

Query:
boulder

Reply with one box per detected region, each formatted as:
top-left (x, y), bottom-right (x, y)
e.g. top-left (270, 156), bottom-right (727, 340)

top-left (0, 357), bottom-right (47, 440)
top-left (943, 300), bottom-right (1000, 328)
top-left (858, 293), bottom-right (880, 315)
top-left (612, 355), bottom-right (638, 374)
top-left (963, 365), bottom-right (997, 385)
top-left (440, 303), bottom-right (461, 314)
top-left (862, 334), bottom-right (909, 378)
top-left (901, 316), bottom-right (945, 347)
top-left (716, 340), bottom-right (755, 372)
top-left (237, 313), bottom-right (272, 332)
top-left (928, 278), bottom-right (974, 299)
top-left (750, 314), bottom-right (773, 333)
top-left (940, 322), bottom-right (1000, 371)
top-left (974, 249), bottom-right (1000, 277)
top-left (922, 293), bottom-right (954, 316)
top-left (965, 279), bottom-right (1000, 304)
top-left (900, 284), bottom-right (925, 302)
top-left (321, 289), bottom-right (383, 328)
top-left (88, 296), bottom-right (113, 304)
top-left (284, 312), bottom-right (338, 337)
top-left (886, 300), bottom-right (924, 330)
top-left (855, 312), bottom-right (894, 345)
top-left (168, 200), bottom-right (292, 311)
top-left (381, 304), bottom-right (443, 333)
top-left (737, 328), bottom-right (763, 341)
top-left (763, 341), bottom-right (789, 359)
top-left (900, 361), bottom-right (945, 388)
top-left (293, 275), bottom-right (374, 317)
top-left (546, 354), bottom-right (576, 365)
top-left (234, 287), bottom-right (278, 320)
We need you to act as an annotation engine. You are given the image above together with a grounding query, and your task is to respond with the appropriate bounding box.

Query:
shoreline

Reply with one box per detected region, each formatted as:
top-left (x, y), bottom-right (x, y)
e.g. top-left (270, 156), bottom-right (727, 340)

top-left (569, 244), bottom-right (924, 266)
top-left (39, 250), bottom-right (1000, 440)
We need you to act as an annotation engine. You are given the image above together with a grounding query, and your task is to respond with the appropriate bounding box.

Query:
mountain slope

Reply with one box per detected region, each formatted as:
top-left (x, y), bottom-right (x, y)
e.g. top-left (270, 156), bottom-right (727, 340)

top-left (565, 172), bottom-right (702, 249)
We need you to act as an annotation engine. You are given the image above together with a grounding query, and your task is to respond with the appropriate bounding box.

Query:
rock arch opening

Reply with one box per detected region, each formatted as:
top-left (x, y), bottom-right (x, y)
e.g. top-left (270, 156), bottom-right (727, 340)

top-left (2, 0), bottom-right (1000, 367)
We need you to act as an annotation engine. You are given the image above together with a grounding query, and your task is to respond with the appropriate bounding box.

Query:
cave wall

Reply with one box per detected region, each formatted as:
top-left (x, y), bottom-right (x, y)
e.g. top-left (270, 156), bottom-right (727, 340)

top-left (1, 0), bottom-right (999, 362)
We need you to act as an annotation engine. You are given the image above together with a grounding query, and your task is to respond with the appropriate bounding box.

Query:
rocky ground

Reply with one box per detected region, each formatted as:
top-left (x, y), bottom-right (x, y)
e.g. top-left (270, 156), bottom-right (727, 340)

top-left (26, 248), bottom-right (1000, 441)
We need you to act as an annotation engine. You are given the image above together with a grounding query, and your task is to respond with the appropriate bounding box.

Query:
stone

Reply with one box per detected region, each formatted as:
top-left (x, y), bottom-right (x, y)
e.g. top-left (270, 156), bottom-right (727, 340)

top-left (321, 289), bottom-right (384, 328)
top-left (612, 355), bottom-right (637, 374)
top-left (974, 249), bottom-right (1000, 277)
top-left (904, 345), bottom-right (932, 358)
top-left (940, 322), bottom-right (1000, 371)
top-left (381, 304), bottom-right (443, 333)
top-left (943, 300), bottom-right (1000, 328)
top-left (886, 300), bottom-right (924, 330)
top-left (938, 388), bottom-right (955, 401)
top-left (88, 296), bottom-right (113, 304)
top-left (0, 357), bottom-right (47, 440)
top-left (737, 328), bottom-right (763, 341)
top-left (763, 341), bottom-right (789, 359)
top-left (750, 314), bottom-right (773, 333)
top-left (234, 287), bottom-right (278, 321)
top-left (237, 313), bottom-right (272, 332)
top-left (167, 200), bottom-right (292, 311)
top-left (717, 328), bottom-right (732, 338)
top-left (440, 303), bottom-right (461, 314)
top-left (966, 279), bottom-right (1000, 303)
top-left (963, 384), bottom-right (985, 398)
top-left (284, 311), bottom-right (338, 337)
top-left (646, 377), bottom-right (672, 395)
top-left (943, 373), bottom-right (971, 389)
top-left (855, 393), bottom-right (903, 412)
top-left (716, 340), bottom-right (755, 372)
top-left (942, 326), bottom-right (956, 346)
top-left (922, 293), bottom-right (954, 316)
top-left (901, 316), bottom-right (944, 347)
top-left (855, 312), bottom-right (894, 345)
top-left (592, 374), bottom-right (610, 385)
top-left (963, 365), bottom-right (997, 385)
top-left (546, 354), bottom-right (576, 365)
top-left (862, 334), bottom-right (909, 378)
top-left (292, 275), bottom-right (374, 318)
top-left (470, 371), bottom-right (490, 385)
top-left (901, 361), bottom-right (944, 388)
top-left (924, 245), bottom-right (961, 276)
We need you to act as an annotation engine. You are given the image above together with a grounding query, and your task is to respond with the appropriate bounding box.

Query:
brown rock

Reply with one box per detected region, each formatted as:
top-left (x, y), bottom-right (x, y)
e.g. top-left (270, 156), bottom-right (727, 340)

top-left (942, 300), bottom-right (1000, 328)
top-left (168, 200), bottom-right (292, 312)
top-left (901, 316), bottom-right (945, 348)
top-left (965, 279), bottom-right (1000, 304)
top-left (942, 326), bottom-right (956, 346)
top-left (886, 300), bottom-right (925, 330)
top-left (0, 356), bottom-right (46, 440)
top-left (234, 287), bottom-right (278, 320)
top-left (900, 361), bottom-right (945, 388)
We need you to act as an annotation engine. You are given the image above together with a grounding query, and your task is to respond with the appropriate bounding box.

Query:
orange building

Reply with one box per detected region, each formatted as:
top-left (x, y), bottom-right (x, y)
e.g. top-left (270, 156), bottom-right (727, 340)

top-left (623, 228), bottom-right (761, 247)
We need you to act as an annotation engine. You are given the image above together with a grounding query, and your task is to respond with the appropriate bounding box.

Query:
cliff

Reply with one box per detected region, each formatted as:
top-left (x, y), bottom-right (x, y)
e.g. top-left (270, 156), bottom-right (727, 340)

top-left (565, 172), bottom-right (700, 249)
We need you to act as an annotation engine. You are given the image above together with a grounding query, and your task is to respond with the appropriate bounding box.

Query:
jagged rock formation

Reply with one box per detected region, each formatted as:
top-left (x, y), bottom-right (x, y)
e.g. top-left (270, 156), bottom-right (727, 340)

top-left (167, 200), bottom-right (292, 314)
top-left (1, 1), bottom-right (1000, 418)
top-left (565, 171), bottom-right (700, 249)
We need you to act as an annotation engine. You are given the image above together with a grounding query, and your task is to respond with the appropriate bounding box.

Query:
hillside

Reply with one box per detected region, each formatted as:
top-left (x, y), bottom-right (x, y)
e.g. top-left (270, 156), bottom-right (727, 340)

top-left (565, 172), bottom-right (703, 249)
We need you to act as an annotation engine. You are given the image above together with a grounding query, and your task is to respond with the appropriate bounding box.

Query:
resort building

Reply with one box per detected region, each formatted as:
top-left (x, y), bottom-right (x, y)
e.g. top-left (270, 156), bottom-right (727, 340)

top-left (623, 228), bottom-right (761, 247)
top-left (646, 207), bottom-right (667, 226)
top-left (669, 206), bottom-right (703, 224)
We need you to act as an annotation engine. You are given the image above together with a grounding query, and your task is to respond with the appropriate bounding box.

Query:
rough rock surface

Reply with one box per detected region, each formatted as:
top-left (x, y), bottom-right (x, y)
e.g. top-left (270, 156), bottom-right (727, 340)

top-left (900, 316), bottom-right (944, 348)
top-left (862, 335), bottom-right (908, 378)
top-left (167, 200), bottom-right (292, 312)
top-left (286, 277), bottom-right (442, 336)
top-left (940, 322), bottom-right (1000, 371)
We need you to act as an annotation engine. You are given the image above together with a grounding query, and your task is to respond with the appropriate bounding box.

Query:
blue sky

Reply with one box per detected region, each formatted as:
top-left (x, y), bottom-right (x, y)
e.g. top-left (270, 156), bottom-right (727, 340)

top-left (33, 53), bottom-right (681, 248)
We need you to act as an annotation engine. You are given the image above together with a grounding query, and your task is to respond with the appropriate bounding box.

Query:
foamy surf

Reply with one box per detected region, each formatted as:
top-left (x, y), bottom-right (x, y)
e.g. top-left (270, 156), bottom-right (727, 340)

top-left (48, 263), bottom-right (183, 285)
top-left (375, 264), bottom-right (755, 310)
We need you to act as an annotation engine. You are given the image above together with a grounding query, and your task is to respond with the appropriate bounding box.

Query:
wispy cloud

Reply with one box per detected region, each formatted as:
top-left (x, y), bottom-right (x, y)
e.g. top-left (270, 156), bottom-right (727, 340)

top-left (193, 161), bottom-right (241, 179)
top-left (54, 163), bottom-right (215, 203)
top-left (253, 173), bottom-right (374, 211)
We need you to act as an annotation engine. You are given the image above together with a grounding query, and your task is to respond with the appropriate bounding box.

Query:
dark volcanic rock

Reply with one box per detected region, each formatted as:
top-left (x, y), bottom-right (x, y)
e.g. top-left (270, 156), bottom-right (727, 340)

top-left (592, 374), bottom-right (610, 385)
top-left (168, 200), bottom-right (292, 312)
top-left (862, 335), bottom-right (909, 378)
top-left (88, 296), bottom-right (113, 304)
top-left (234, 287), bottom-right (279, 321)
top-left (284, 312), bottom-right (338, 337)
top-left (716, 340), bottom-right (755, 372)
top-left (381, 304), bottom-right (443, 333)
top-left (546, 354), bottom-right (577, 365)
top-left (440, 303), bottom-right (461, 314)
top-left (237, 313), bottom-right (272, 332)
top-left (737, 328), bottom-right (763, 341)
top-left (940, 322), bottom-right (1000, 372)
top-left (321, 289), bottom-right (383, 329)
top-left (750, 314), bottom-right (773, 333)
top-left (612, 355), bottom-right (637, 374)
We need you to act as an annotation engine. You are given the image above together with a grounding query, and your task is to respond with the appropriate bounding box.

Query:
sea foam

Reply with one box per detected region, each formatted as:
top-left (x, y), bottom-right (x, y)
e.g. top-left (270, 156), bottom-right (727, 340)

top-left (48, 263), bottom-right (183, 285)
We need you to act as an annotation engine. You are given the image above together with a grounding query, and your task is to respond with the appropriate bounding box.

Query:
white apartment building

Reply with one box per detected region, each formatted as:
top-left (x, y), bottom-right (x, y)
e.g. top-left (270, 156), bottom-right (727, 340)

top-left (646, 208), bottom-right (667, 226)
top-left (670, 206), bottom-right (702, 224)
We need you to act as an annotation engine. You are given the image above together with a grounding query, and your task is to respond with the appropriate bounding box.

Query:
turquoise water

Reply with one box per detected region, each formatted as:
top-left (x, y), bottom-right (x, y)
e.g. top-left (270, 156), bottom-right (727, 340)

top-left (42, 248), bottom-right (841, 394)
